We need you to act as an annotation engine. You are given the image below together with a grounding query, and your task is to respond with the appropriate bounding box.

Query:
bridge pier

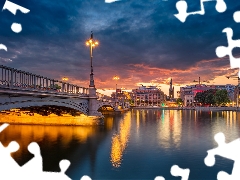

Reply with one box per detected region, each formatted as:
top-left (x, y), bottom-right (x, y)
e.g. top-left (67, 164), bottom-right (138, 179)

top-left (88, 87), bottom-right (103, 117)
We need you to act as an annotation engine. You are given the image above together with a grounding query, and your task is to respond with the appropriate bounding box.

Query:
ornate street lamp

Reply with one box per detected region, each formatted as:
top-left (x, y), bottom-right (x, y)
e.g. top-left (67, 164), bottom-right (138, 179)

top-left (86, 31), bottom-right (99, 88)
top-left (62, 77), bottom-right (68, 81)
top-left (113, 75), bottom-right (120, 102)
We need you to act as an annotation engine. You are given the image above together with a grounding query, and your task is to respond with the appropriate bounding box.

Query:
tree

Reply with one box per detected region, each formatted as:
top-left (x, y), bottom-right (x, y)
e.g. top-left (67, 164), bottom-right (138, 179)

top-left (195, 92), bottom-right (205, 104)
top-left (194, 89), bottom-right (217, 106)
top-left (214, 89), bottom-right (230, 106)
top-left (176, 98), bottom-right (183, 106)
top-left (49, 84), bottom-right (61, 90)
top-left (205, 89), bottom-right (216, 105)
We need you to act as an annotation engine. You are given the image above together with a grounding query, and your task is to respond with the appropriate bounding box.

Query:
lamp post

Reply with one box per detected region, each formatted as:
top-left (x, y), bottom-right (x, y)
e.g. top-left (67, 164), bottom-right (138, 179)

top-left (86, 31), bottom-right (99, 88)
top-left (113, 75), bottom-right (120, 103)
top-left (85, 32), bottom-right (102, 116)
top-left (61, 77), bottom-right (68, 93)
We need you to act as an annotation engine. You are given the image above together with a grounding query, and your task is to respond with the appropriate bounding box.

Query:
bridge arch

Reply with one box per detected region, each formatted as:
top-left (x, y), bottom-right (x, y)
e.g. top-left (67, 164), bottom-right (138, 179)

top-left (14, 105), bottom-right (85, 116)
top-left (0, 95), bottom-right (89, 115)
top-left (97, 101), bottom-right (117, 111)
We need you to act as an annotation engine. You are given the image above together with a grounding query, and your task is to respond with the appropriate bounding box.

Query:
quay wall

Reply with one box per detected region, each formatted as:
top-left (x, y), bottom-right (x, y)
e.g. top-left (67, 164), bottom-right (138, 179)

top-left (0, 113), bottom-right (104, 126)
top-left (131, 106), bottom-right (240, 111)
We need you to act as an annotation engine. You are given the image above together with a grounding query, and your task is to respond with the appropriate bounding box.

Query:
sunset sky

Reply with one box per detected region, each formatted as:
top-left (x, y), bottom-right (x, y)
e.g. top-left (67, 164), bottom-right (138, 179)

top-left (0, 0), bottom-right (240, 96)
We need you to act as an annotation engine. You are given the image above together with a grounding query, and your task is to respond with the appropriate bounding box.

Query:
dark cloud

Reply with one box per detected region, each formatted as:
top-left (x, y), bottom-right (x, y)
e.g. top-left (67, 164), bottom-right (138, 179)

top-left (0, 0), bottom-right (240, 91)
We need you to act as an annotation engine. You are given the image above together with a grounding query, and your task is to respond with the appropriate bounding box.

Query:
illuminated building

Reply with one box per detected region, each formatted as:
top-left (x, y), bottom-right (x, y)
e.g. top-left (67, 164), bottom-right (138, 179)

top-left (179, 84), bottom-right (235, 106)
top-left (111, 89), bottom-right (131, 108)
top-left (132, 85), bottom-right (165, 106)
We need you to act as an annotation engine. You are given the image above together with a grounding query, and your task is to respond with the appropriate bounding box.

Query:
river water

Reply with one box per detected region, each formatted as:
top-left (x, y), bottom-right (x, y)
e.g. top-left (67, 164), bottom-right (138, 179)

top-left (0, 109), bottom-right (240, 180)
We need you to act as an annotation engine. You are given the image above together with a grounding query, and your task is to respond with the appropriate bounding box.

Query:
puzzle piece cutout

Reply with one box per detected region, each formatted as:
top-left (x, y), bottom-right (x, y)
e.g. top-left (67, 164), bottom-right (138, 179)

top-left (2, 0), bottom-right (30, 33)
top-left (0, 44), bottom-right (7, 51)
top-left (0, 124), bottom-right (22, 178)
top-left (154, 165), bottom-right (190, 180)
top-left (0, 1), bottom-right (30, 51)
top-left (0, 123), bottom-right (9, 132)
top-left (233, 11), bottom-right (240, 23)
top-left (204, 132), bottom-right (240, 180)
top-left (81, 175), bottom-right (92, 180)
top-left (0, 141), bottom-right (21, 176)
top-left (0, 123), bottom-right (92, 180)
top-left (105, 0), bottom-right (121, 3)
top-left (174, 0), bottom-right (227, 22)
top-left (215, 27), bottom-right (240, 77)
top-left (2, 0), bottom-right (30, 15)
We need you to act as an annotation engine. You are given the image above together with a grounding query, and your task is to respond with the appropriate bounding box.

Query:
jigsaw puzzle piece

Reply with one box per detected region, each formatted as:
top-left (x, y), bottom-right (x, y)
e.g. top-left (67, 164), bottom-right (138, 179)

top-left (234, 11), bottom-right (240, 23)
top-left (35, 159), bottom-right (71, 180)
top-left (2, 0), bottom-right (30, 15)
top-left (39, 171), bottom-right (72, 180)
top-left (19, 141), bottom-right (74, 180)
top-left (171, 165), bottom-right (190, 180)
top-left (154, 176), bottom-right (165, 180)
top-left (174, 1), bottom-right (188, 23)
top-left (216, 45), bottom-right (229, 58)
top-left (21, 142), bottom-right (42, 172)
top-left (174, 0), bottom-right (227, 22)
top-left (215, 0), bottom-right (227, 13)
top-left (205, 132), bottom-right (240, 165)
top-left (0, 141), bottom-right (21, 178)
top-left (205, 132), bottom-right (240, 180)
top-left (216, 28), bottom-right (240, 77)
top-left (217, 170), bottom-right (238, 180)
top-left (217, 160), bottom-right (240, 180)
top-left (0, 123), bottom-right (9, 132)
top-left (0, 123), bottom-right (21, 176)
top-left (154, 165), bottom-right (190, 180)
top-left (80, 175), bottom-right (92, 180)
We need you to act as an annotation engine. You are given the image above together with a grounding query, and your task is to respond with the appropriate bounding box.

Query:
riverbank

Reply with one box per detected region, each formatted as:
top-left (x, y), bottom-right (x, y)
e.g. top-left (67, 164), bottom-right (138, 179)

top-left (0, 113), bottom-right (104, 125)
top-left (131, 106), bottom-right (240, 111)
top-left (100, 108), bottom-right (130, 115)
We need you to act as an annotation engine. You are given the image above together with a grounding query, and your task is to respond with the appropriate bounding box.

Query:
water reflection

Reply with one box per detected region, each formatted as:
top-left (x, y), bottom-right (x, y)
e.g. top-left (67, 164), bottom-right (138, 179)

top-left (158, 110), bottom-right (182, 149)
top-left (0, 115), bottom-right (116, 174)
top-left (208, 111), bottom-right (240, 141)
top-left (110, 112), bottom-right (131, 168)
top-left (1, 110), bottom-right (240, 179)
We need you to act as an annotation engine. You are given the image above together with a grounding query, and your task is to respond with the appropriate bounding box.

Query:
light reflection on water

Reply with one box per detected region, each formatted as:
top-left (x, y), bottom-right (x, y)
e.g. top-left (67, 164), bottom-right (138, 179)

top-left (110, 113), bottom-right (131, 168)
top-left (158, 110), bottom-right (182, 150)
top-left (0, 110), bottom-right (240, 179)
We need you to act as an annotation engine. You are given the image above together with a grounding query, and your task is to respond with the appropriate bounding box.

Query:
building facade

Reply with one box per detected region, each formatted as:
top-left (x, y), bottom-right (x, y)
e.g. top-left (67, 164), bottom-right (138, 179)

top-left (179, 84), bottom-right (235, 106)
top-left (132, 85), bottom-right (165, 106)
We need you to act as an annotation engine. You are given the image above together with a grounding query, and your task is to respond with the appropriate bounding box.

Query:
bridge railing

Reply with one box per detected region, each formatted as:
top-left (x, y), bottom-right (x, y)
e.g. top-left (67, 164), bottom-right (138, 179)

top-left (0, 65), bottom-right (89, 96)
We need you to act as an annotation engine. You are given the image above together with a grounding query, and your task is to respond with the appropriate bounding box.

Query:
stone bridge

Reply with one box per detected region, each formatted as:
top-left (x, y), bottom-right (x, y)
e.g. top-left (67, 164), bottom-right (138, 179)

top-left (0, 65), bottom-right (129, 117)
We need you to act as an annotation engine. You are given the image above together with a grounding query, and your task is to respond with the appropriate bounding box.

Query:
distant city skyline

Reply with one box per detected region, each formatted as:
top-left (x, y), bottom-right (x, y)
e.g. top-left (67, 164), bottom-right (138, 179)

top-left (0, 0), bottom-right (240, 96)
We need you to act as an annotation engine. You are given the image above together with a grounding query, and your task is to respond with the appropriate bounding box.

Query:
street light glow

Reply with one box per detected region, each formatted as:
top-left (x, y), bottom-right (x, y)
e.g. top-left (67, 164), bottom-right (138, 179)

top-left (113, 76), bottom-right (120, 80)
top-left (85, 39), bottom-right (99, 47)
top-left (62, 77), bottom-right (68, 81)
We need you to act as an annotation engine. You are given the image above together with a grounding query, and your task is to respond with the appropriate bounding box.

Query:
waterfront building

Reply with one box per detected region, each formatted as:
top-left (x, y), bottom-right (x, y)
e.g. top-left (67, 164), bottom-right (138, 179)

top-left (111, 89), bottom-right (130, 108)
top-left (179, 85), bottom-right (196, 106)
top-left (179, 84), bottom-right (235, 106)
top-left (132, 85), bottom-right (165, 106)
